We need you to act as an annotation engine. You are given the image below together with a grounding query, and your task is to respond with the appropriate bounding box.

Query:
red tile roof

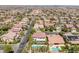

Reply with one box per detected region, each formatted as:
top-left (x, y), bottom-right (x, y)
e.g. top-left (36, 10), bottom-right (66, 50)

top-left (11, 27), bottom-right (21, 32)
top-left (65, 24), bottom-right (74, 28)
top-left (47, 35), bottom-right (64, 44)
top-left (76, 24), bottom-right (79, 28)
top-left (32, 32), bottom-right (46, 38)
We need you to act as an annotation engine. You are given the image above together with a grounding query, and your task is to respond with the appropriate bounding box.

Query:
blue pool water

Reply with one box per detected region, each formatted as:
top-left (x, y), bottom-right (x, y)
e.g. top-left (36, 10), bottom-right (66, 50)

top-left (52, 47), bottom-right (59, 52)
top-left (32, 45), bottom-right (42, 48)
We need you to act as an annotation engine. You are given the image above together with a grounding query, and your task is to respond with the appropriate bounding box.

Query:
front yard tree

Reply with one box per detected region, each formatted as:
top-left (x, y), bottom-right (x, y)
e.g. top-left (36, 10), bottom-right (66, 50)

top-left (31, 28), bottom-right (36, 34)
top-left (3, 44), bottom-right (14, 53)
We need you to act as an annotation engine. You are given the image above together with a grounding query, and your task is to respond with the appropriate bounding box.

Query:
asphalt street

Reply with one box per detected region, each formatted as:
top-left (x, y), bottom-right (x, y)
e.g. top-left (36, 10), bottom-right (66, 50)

top-left (15, 16), bottom-right (35, 53)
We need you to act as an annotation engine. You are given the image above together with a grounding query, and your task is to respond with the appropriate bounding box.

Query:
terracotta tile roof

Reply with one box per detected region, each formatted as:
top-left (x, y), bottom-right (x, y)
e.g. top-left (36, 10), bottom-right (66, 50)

top-left (47, 35), bottom-right (64, 44)
top-left (11, 27), bottom-right (21, 32)
top-left (76, 24), bottom-right (79, 28)
top-left (2, 32), bottom-right (16, 42)
top-left (14, 23), bottom-right (22, 28)
top-left (32, 32), bottom-right (46, 38)
top-left (65, 24), bottom-right (74, 28)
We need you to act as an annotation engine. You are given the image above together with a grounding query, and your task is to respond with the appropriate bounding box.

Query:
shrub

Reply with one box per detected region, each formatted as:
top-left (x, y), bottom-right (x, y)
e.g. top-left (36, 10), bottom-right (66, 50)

top-left (3, 44), bottom-right (14, 53)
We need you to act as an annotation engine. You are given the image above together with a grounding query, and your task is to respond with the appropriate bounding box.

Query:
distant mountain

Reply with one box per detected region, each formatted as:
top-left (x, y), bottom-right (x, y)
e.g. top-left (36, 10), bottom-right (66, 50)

top-left (0, 5), bottom-right (79, 9)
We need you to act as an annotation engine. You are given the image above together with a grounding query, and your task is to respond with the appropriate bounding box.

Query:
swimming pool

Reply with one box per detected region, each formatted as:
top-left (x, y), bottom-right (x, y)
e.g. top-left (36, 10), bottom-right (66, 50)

top-left (50, 47), bottom-right (60, 52)
top-left (52, 47), bottom-right (59, 52)
top-left (32, 45), bottom-right (41, 48)
top-left (32, 45), bottom-right (47, 48)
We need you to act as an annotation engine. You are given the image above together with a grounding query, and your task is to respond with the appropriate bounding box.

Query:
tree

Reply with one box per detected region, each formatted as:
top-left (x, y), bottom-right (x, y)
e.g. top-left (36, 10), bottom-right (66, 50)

top-left (16, 13), bottom-right (23, 21)
top-left (68, 45), bottom-right (79, 53)
top-left (68, 47), bottom-right (74, 53)
top-left (31, 28), bottom-right (36, 34)
top-left (40, 28), bottom-right (45, 32)
top-left (20, 31), bottom-right (24, 37)
top-left (61, 44), bottom-right (79, 53)
top-left (49, 26), bottom-right (53, 32)
top-left (0, 30), bottom-right (4, 36)
top-left (33, 40), bottom-right (37, 44)
top-left (3, 44), bottom-right (14, 53)
top-left (62, 28), bottom-right (68, 32)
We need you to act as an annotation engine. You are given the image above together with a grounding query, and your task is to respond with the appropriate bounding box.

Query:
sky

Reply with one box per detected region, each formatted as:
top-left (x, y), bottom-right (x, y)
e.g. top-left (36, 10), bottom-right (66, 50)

top-left (0, 0), bottom-right (79, 5)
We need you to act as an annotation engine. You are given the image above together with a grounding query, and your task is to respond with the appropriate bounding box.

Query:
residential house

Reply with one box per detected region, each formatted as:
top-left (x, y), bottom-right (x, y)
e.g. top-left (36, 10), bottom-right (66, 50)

top-left (34, 20), bottom-right (44, 30)
top-left (44, 20), bottom-right (55, 27)
top-left (47, 34), bottom-right (65, 53)
top-left (47, 34), bottom-right (64, 46)
top-left (65, 35), bottom-right (79, 44)
top-left (31, 32), bottom-right (47, 53)
top-left (1, 32), bottom-right (16, 43)
top-left (32, 32), bottom-right (46, 43)
top-left (75, 24), bottom-right (79, 29)
top-left (65, 24), bottom-right (76, 32)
